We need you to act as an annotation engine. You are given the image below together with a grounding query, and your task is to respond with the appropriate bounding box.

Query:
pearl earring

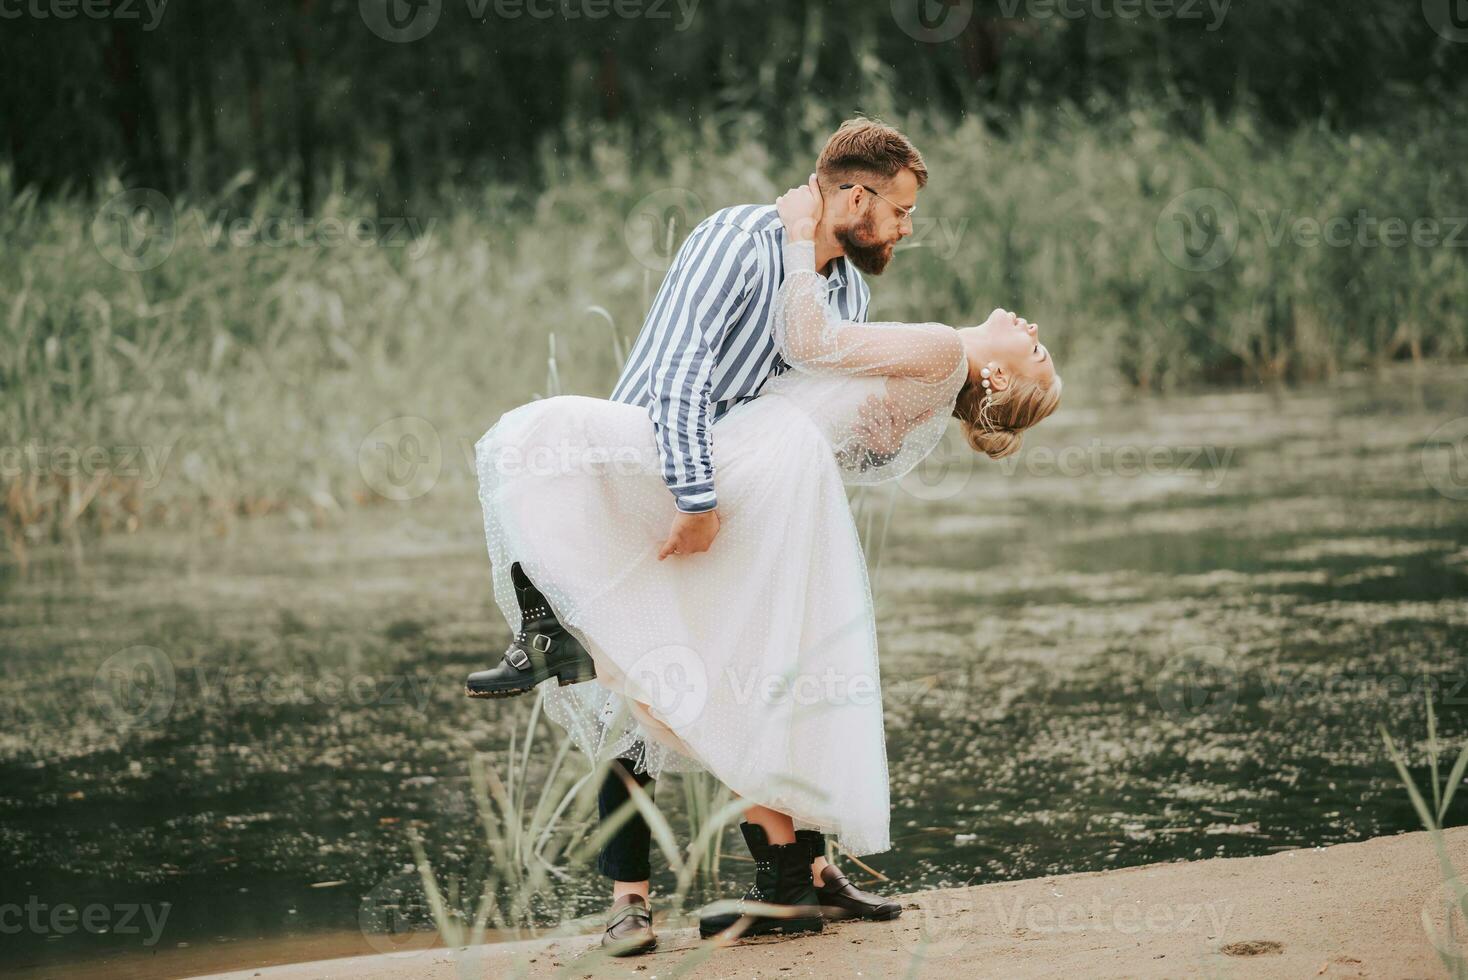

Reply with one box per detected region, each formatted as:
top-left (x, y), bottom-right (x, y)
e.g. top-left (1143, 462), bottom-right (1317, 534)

top-left (980, 366), bottom-right (993, 392)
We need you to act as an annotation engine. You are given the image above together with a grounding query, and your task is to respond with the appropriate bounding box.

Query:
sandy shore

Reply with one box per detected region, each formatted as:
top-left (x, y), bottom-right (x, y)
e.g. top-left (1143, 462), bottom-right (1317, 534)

top-left (199, 827), bottom-right (1467, 979)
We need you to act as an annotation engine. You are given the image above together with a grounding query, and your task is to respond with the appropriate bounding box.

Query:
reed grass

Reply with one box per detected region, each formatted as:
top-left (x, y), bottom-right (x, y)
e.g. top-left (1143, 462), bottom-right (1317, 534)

top-left (393, 682), bottom-right (746, 965)
top-left (1381, 694), bottom-right (1468, 978)
top-left (4, 103), bottom-right (1466, 562)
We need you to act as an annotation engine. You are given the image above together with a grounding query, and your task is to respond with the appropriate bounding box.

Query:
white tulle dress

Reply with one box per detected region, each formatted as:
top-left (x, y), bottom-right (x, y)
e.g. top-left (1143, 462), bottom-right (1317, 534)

top-left (475, 241), bottom-right (968, 856)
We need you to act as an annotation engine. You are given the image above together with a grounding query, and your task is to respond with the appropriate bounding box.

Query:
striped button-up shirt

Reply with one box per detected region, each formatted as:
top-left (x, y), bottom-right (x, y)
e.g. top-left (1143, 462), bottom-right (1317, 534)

top-left (610, 204), bottom-right (870, 513)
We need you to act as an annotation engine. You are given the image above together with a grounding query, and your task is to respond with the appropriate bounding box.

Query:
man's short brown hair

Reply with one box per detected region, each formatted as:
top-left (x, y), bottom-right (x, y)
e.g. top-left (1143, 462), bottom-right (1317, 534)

top-left (816, 118), bottom-right (928, 191)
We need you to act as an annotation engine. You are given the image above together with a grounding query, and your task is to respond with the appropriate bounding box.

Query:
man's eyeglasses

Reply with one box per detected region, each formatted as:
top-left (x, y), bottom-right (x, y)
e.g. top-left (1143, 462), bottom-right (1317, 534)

top-left (838, 183), bottom-right (917, 221)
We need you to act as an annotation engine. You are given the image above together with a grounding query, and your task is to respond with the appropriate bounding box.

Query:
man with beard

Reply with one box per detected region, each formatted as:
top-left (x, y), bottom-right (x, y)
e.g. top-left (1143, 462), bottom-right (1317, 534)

top-left (465, 118), bottom-right (924, 953)
top-left (597, 118), bottom-right (921, 953)
top-left (615, 117), bottom-right (923, 554)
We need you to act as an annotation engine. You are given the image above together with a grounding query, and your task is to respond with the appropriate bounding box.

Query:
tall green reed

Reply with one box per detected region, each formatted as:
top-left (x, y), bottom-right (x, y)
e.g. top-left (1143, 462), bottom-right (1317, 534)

top-left (406, 696), bottom-right (745, 954)
top-left (4, 105), bottom-right (1466, 559)
top-left (401, 293), bottom-right (740, 955)
top-left (1380, 694), bottom-right (1468, 978)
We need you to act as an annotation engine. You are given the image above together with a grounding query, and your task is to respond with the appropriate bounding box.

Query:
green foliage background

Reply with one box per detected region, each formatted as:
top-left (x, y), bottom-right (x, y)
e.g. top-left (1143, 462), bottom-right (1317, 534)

top-left (3, 1), bottom-right (1467, 549)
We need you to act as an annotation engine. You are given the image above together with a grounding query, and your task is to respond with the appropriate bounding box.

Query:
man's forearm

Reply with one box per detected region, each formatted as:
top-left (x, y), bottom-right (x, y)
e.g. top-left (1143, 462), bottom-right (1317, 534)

top-left (651, 375), bottom-right (719, 512)
top-left (637, 221), bottom-right (755, 517)
top-left (651, 409), bottom-right (718, 513)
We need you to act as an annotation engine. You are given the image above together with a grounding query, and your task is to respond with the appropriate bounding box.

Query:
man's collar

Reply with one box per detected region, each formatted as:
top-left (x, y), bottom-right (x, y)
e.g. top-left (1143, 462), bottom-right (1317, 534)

top-left (825, 256), bottom-right (847, 290)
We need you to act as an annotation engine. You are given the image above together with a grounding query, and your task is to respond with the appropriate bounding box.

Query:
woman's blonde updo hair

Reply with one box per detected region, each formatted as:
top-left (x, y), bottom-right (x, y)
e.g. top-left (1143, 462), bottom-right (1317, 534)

top-left (953, 373), bottom-right (1063, 459)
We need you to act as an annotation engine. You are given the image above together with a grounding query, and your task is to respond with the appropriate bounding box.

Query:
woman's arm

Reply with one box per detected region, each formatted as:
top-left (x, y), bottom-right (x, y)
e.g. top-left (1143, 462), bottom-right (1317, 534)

top-left (774, 179), bottom-right (963, 381)
top-left (776, 242), bottom-right (962, 380)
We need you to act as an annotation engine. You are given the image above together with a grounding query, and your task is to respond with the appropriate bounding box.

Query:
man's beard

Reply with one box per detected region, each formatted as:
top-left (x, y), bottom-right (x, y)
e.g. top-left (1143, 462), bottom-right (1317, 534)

top-left (835, 213), bottom-right (896, 276)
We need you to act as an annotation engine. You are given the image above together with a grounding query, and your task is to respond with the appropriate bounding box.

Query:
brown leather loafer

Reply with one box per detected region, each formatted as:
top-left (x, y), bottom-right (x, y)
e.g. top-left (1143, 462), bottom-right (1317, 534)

top-left (601, 894), bottom-right (657, 957)
top-left (795, 829), bottom-right (903, 921)
top-left (816, 864), bottom-right (902, 921)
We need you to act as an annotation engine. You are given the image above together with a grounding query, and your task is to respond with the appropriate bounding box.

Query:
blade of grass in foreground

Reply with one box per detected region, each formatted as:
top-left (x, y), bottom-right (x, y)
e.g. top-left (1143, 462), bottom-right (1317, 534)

top-left (1380, 693), bottom-right (1468, 978)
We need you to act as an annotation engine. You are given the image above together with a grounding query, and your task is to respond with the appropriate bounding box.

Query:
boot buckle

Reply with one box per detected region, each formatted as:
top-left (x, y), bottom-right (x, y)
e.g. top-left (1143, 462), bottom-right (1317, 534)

top-left (506, 645), bottom-right (531, 670)
top-left (531, 633), bottom-right (553, 653)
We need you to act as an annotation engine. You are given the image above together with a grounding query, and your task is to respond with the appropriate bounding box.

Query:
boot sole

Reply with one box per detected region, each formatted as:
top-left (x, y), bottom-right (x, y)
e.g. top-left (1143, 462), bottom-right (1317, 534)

top-left (464, 668), bottom-right (597, 699)
top-left (821, 904), bottom-right (903, 922)
top-left (699, 916), bottom-right (824, 940)
top-left (603, 934), bottom-right (658, 957)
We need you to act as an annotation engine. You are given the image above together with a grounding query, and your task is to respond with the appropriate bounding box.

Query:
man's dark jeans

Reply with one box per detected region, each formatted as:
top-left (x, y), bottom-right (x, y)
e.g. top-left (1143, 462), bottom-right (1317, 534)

top-left (596, 759), bottom-right (655, 882)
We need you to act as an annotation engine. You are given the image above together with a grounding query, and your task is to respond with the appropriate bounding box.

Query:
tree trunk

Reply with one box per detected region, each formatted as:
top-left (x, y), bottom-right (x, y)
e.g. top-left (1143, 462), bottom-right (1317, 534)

top-left (196, 1), bottom-right (219, 189)
top-left (599, 47), bottom-right (622, 121)
top-left (173, 13), bottom-right (195, 192)
top-left (242, 36), bottom-right (266, 177)
top-left (1065, 17), bottom-right (1090, 104)
top-left (104, 22), bottom-right (169, 190)
top-left (291, 0), bottom-right (317, 212)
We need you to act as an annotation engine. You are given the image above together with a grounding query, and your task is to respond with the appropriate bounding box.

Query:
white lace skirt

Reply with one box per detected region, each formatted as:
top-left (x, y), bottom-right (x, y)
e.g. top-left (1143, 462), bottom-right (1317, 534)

top-left (475, 393), bottom-right (891, 856)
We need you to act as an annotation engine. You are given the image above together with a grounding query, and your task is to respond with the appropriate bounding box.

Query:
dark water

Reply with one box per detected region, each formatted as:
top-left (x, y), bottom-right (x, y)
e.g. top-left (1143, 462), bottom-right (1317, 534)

top-left (3, 370), bottom-right (1467, 977)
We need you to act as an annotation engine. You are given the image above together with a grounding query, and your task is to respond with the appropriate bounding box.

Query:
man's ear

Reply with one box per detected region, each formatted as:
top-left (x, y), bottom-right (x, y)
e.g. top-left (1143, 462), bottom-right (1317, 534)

top-left (823, 182), bottom-right (849, 218)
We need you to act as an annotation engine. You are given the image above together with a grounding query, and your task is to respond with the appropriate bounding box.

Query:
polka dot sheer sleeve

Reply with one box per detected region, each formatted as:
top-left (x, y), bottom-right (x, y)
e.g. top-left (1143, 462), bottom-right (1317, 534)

top-left (772, 240), bottom-right (969, 485)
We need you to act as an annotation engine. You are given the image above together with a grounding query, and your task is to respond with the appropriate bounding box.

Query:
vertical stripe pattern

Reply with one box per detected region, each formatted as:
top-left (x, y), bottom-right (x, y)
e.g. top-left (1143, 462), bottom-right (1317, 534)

top-left (611, 205), bottom-right (871, 513)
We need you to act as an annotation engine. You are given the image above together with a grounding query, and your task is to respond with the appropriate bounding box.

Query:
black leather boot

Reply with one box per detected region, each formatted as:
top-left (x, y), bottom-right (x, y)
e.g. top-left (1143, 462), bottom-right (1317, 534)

top-left (796, 829), bottom-right (902, 921)
top-left (698, 823), bottom-right (824, 940)
top-left (465, 563), bottom-right (596, 698)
